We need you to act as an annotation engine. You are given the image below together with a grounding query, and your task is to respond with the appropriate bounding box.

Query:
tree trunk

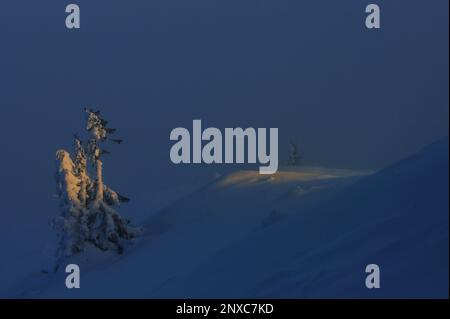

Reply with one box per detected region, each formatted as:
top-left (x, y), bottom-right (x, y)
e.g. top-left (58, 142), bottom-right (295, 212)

top-left (79, 179), bottom-right (86, 206)
top-left (96, 159), bottom-right (104, 201)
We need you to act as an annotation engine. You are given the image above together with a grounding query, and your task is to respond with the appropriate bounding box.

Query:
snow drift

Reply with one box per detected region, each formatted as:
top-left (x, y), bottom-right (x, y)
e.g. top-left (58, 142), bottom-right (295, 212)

top-left (12, 139), bottom-right (449, 298)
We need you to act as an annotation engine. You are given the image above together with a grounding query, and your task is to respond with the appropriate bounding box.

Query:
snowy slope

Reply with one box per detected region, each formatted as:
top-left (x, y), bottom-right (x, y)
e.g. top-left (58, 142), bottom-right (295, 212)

top-left (12, 139), bottom-right (449, 298)
top-left (154, 139), bottom-right (449, 298)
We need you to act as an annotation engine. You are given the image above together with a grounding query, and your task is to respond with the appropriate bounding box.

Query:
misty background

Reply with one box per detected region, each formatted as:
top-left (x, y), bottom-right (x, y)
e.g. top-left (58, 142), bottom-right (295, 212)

top-left (0, 0), bottom-right (448, 288)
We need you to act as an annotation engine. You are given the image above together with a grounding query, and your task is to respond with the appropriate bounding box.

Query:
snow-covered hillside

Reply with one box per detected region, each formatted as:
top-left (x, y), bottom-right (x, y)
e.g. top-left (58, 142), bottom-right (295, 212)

top-left (11, 139), bottom-right (449, 298)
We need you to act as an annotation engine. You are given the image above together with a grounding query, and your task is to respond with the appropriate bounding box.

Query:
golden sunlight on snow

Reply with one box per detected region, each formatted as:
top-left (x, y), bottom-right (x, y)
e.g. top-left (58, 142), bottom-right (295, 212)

top-left (215, 167), bottom-right (372, 188)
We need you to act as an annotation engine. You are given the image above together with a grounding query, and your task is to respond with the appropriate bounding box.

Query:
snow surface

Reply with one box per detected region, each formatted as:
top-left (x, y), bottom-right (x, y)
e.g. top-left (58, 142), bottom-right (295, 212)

top-left (4, 139), bottom-right (449, 298)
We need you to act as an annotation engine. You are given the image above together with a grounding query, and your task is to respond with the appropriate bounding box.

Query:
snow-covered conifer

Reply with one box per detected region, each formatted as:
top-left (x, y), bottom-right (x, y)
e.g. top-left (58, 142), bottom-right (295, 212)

top-left (82, 108), bottom-right (136, 253)
top-left (52, 109), bottom-right (138, 270)
top-left (287, 142), bottom-right (302, 166)
top-left (73, 135), bottom-right (91, 206)
top-left (53, 150), bottom-right (86, 270)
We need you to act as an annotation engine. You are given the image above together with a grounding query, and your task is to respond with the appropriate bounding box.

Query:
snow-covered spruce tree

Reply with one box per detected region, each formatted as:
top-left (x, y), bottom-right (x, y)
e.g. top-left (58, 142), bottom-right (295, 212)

top-left (84, 108), bottom-right (134, 254)
top-left (287, 142), bottom-right (302, 166)
top-left (53, 109), bottom-right (137, 270)
top-left (73, 135), bottom-right (90, 206)
top-left (54, 149), bottom-right (85, 270)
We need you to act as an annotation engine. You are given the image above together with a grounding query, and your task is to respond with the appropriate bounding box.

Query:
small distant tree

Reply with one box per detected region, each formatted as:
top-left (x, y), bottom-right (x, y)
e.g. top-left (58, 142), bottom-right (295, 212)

top-left (287, 141), bottom-right (302, 166)
top-left (52, 108), bottom-right (137, 271)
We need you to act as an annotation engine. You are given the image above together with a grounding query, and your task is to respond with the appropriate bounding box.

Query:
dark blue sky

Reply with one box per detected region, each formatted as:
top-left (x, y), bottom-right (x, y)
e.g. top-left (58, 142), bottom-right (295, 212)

top-left (0, 0), bottom-right (448, 216)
